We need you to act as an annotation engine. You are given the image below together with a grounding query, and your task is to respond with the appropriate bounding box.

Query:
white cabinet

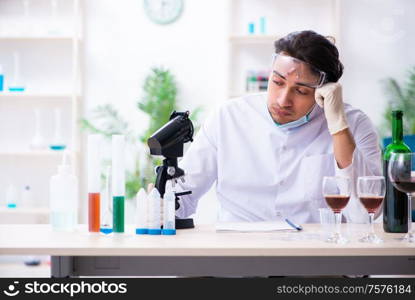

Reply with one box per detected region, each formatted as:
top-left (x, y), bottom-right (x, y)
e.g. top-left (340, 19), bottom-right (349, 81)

top-left (0, 0), bottom-right (82, 223)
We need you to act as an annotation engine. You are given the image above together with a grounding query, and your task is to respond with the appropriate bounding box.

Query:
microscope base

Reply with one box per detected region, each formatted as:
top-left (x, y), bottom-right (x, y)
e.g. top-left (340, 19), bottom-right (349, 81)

top-left (175, 218), bottom-right (194, 229)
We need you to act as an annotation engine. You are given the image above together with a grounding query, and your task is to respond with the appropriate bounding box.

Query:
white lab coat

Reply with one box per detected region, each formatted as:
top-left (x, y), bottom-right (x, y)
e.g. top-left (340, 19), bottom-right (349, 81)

top-left (176, 93), bottom-right (382, 224)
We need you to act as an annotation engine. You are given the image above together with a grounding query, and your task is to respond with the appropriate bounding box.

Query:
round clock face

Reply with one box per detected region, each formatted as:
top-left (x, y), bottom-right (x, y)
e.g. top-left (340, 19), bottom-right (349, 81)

top-left (143, 0), bottom-right (184, 25)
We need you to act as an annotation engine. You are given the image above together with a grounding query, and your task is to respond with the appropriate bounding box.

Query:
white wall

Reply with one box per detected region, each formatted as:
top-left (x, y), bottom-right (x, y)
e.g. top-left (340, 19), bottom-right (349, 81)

top-left (339, 0), bottom-right (415, 130)
top-left (84, 0), bottom-right (228, 120)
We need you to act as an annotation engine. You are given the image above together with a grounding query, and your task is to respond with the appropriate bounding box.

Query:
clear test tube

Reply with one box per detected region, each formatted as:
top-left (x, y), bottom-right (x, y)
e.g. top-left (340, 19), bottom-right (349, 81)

top-left (50, 108), bottom-right (66, 150)
top-left (8, 51), bottom-right (25, 92)
top-left (87, 134), bottom-right (101, 233)
top-left (148, 188), bottom-right (161, 235)
top-left (100, 166), bottom-right (113, 235)
top-left (135, 188), bottom-right (148, 234)
top-left (162, 182), bottom-right (176, 235)
top-left (112, 135), bottom-right (125, 233)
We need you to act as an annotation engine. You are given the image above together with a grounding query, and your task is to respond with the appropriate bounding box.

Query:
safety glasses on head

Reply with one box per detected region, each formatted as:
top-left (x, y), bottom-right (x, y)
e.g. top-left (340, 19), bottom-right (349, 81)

top-left (271, 53), bottom-right (327, 89)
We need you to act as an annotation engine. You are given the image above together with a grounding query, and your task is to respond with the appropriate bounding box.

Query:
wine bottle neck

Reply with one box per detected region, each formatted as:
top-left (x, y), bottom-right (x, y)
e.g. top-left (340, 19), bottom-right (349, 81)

top-left (392, 115), bottom-right (404, 144)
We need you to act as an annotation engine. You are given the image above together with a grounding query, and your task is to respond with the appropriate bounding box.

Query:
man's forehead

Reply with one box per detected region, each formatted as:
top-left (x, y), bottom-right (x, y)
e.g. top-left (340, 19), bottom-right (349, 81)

top-left (272, 70), bottom-right (313, 88)
top-left (271, 53), bottom-right (326, 88)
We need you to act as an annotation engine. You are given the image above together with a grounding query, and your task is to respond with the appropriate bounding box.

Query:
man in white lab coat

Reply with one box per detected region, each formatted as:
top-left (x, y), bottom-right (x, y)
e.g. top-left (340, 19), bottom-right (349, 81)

top-left (176, 30), bottom-right (381, 224)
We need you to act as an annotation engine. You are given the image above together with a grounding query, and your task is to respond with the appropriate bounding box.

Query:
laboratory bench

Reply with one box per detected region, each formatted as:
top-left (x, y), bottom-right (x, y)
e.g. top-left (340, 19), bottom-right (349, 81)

top-left (0, 223), bottom-right (414, 277)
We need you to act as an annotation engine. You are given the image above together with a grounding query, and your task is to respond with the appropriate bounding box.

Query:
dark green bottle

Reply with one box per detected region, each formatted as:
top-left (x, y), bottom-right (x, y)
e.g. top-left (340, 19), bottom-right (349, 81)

top-left (383, 110), bottom-right (411, 233)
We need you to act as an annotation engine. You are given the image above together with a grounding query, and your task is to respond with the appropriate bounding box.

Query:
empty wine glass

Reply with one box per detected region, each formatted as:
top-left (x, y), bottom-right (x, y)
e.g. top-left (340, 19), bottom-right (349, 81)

top-left (388, 153), bottom-right (415, 243)
top-left (322, 176), bottom-right (351, 244)
top-left (357, 176), bottom-right (385, 243)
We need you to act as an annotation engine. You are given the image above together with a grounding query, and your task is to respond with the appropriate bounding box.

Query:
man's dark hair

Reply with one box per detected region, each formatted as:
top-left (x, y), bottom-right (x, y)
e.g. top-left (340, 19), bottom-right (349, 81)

top-left (274, 30), bottom-right (344, 83)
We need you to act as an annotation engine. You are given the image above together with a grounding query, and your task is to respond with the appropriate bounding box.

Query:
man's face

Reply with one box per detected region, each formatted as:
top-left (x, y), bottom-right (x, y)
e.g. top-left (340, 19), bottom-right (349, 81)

top-left (267, 54), bottom-right (317, 124)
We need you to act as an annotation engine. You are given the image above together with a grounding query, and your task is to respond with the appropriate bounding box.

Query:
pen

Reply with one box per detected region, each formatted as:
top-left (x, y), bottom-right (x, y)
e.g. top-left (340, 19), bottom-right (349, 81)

top-left (285, 218), bottom-right (303, 231)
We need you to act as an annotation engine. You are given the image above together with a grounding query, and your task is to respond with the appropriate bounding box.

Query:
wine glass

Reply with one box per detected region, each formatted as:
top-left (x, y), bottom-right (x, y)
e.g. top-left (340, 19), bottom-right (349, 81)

top-left (322, 176), bottom-right (351, 244)
top-left (357, 176), bottom-right (385, 243)
top-left (388, 153), bottom-right (415, 243)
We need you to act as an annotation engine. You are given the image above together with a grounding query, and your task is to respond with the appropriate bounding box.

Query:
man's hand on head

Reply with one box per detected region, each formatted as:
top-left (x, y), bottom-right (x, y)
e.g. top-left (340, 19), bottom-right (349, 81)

top-left (315, 82), bottom-right (348, 135)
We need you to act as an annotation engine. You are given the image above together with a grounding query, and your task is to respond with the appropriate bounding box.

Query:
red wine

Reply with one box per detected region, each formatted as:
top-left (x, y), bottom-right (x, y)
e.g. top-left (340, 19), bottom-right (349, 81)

top-left (383, 161), bottom-right (408, 233)
top-left (359, 196), bottom-right (383, 213)
top-left (393, 179), bottom-right (415, 194)
top-left (325, 195), bottom-right (350, 213)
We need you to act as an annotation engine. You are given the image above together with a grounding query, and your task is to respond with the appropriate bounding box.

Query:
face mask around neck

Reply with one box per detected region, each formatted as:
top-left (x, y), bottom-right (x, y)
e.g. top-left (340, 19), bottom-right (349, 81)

top-left (274, 104), bottom-right (316, 130)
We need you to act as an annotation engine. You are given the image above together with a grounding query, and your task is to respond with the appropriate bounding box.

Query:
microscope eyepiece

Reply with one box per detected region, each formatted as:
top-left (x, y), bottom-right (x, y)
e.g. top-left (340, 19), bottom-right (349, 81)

top-left (147, 111), bottom-right (194, 158)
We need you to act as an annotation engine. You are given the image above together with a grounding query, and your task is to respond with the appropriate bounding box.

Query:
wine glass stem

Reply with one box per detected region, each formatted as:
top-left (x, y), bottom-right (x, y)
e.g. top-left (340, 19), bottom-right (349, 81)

top-left (407, 193), bottom-right (413, 234)
top-left (369, 212), bottom-right (375, 235)
top-left (335, 212), bottom-right (341, 236)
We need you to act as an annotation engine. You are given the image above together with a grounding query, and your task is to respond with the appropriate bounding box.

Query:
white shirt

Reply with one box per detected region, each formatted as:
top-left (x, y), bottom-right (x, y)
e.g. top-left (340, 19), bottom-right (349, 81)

top-left (176, 93), bottom-right (382, 224)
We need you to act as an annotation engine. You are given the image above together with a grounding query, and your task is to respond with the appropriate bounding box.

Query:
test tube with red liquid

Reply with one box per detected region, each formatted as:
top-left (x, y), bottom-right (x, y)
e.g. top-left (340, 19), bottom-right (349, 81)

top-left (87, 134), bottom-right (101, 232)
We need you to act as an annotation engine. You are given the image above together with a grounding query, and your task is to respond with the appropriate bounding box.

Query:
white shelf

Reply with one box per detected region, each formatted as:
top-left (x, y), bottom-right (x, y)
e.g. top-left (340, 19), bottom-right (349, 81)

top-left (229, 35), bottom-right (278, 45)
top-left (0, 207), bottom-right (49, 214)
top-left (0, 150), bottom-right (78, 157)
top-left (0, 207), bottom-right (49, 224)
top-left (230, 34), bottom-right (338, 45)
top-left (0, 35), bottom-right (80, 41)
top-left (0, 92), bottom-right (78, 99)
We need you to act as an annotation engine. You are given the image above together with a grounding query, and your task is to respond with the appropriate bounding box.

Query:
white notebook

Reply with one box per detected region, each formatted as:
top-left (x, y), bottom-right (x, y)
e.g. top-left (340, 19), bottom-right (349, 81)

top-left (215, 221), bottom-right (296, 232)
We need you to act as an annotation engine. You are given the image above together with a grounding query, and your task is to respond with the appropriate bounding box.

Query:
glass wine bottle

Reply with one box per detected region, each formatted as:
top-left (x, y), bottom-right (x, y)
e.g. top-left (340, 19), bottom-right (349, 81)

top-left (383, 110), bottom-right (412, 233)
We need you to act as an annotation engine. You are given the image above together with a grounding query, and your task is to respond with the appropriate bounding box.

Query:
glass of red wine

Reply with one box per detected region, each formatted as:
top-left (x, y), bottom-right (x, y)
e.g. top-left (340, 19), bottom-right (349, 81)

top-left (322, 176), bottom-right (351, 244)
top-left (388, 153), bottom-right (415, 243)
top-left (357, 176), bottom-right (385, 243)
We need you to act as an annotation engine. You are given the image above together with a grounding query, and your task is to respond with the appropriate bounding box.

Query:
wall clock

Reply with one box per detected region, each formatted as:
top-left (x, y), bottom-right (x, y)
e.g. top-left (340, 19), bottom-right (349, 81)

top-left (143, 0), bottom-right (184, 25)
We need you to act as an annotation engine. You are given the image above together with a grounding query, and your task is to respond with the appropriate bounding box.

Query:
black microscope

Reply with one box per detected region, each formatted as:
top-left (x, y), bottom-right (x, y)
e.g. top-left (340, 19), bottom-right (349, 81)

top-left (147, 111), bottom-right (195, 229)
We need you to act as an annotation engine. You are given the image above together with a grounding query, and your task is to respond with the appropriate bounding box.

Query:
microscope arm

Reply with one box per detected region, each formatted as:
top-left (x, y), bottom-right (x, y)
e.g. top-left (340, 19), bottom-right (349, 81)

top-left (154, 160), bottom-right (192, 210)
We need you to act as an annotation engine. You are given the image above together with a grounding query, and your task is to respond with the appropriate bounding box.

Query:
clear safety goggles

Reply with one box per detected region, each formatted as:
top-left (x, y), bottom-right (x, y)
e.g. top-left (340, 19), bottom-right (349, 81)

top-left (271, 53), bottom-right (327, 88)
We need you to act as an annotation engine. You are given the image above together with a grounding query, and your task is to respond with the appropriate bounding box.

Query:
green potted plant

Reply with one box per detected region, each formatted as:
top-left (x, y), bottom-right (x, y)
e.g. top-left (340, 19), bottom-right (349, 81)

top-left (380, 67), bottom-right (415, 150)
top-left (81, 67), bottom-right (202, 200)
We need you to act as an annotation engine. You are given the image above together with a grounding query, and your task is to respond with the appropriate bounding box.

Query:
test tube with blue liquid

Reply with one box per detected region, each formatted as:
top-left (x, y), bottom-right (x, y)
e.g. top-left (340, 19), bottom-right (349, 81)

top-left (0, 64), bottom-right (4, 92)
top-left (6, 184), bottom-right (18, 208)
top-left (248, 22), bottom-right (255, 34)
top-left (259, 16), bottom-right (266, 34)
top-left (162, 181), bottom-right (176, 235)
top-left (135, 188), bottom-right (148, 234)
top-left (50, 108), bottom-right (66, 151)
top-left (100, 166), bottom-right (113, 235)
top-left (8, 52), bottom-right (25, 92)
